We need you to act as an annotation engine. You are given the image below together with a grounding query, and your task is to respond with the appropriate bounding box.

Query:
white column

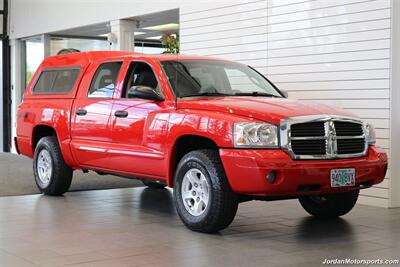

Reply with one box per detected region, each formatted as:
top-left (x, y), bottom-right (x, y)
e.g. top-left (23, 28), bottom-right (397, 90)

top-left (390, 0), bottom-right (400, 208)
top-left (42, 34), bottom-right (51, 57)
top-left (10, 38), bottom-right (23, 154)
top-left (110, 20), bottom-right (136, 51)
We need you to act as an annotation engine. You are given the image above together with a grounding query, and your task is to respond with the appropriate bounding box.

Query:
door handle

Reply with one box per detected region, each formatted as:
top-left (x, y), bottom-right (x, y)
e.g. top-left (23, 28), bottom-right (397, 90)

top-left (76, 109), bottom-right (87, 116)
top-left (114, 110), bottom-right (128, 118)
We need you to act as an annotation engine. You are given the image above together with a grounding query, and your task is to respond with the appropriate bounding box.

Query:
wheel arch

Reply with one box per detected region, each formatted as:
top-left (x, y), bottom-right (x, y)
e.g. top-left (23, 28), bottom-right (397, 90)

top-left (167, 134), bottom-right (219, 187)
top-left (32, 124), bottom-right (58, 151)
top-left (31, 124), bottom-right (77, 168)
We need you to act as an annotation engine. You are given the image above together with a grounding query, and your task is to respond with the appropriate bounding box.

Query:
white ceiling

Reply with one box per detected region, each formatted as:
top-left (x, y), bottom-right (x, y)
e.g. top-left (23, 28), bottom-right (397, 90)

top-left (51, 9), bottom-right (179, 41)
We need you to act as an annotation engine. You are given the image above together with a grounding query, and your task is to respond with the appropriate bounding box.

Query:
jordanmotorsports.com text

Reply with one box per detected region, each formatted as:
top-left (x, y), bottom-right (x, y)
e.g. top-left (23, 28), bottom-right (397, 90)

top-left (323, 258), bottom-right (399, 265)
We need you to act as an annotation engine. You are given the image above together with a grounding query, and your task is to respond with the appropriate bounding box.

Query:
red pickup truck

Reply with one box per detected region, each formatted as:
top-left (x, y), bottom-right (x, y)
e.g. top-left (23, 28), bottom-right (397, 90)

top-left (16, 51), bottom-right (387, 233)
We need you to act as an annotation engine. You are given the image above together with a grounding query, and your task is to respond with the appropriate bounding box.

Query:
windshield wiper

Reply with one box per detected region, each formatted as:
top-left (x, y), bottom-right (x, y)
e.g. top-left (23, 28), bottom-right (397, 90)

top-left (234, 91), bottom-right (279, 97)
top-left (180, 92), bottom-right (233, 98)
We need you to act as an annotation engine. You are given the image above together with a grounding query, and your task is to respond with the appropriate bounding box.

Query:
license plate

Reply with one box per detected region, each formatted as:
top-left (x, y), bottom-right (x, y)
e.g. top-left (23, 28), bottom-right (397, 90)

top-left (330, 168), bottom-right (355, 187)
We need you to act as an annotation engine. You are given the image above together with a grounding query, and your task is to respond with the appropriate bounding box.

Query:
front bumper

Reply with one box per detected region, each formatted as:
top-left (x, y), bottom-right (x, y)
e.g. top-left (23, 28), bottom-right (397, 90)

top-left (220, 146), bottom-right (387, 197)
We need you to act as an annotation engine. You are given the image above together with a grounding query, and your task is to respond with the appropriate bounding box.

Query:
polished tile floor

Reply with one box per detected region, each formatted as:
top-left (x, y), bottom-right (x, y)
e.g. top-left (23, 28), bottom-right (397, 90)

top-left (0, 153), bottom-right (142, 197)
top-left (0, 187), bottom-right (399, 267)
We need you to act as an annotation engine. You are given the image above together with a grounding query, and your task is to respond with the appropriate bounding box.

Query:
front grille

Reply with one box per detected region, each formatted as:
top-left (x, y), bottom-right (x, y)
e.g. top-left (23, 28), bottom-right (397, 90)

top-left (291, 139), bottom-right (326, 155)
top-left (337, 138), bottom-right (365, 154)
top-left (291, 122), bottom-right (325, 137)
top-left (334, 121), bottom-right (363, 136)
top-left (283, 116), bottom-right (367, 159)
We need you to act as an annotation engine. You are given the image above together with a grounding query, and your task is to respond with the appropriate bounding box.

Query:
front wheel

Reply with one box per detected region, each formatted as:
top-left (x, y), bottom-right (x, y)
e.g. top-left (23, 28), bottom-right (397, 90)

top-left (174, 149), bottom-right (238, 233)
top-left (299, 190), bottom-right (359, 218)
top-left (33, 136), bottom-right (73, 196)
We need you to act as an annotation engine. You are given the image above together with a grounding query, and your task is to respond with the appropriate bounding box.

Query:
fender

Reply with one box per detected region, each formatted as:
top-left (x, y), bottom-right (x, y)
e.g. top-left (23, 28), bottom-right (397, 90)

top-left (164, 109), bottom-right (253, 186)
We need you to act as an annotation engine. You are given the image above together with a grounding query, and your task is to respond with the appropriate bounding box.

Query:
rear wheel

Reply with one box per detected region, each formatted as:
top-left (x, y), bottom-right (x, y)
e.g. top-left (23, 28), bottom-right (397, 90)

top-left (142, 180), bottom-right (166, 189)
top-left (174, 149), bottom-right (238, 233)
top-left (299, 190), bottom-right (359, 218)
top-left (33, 136), bottom-right (73, 196)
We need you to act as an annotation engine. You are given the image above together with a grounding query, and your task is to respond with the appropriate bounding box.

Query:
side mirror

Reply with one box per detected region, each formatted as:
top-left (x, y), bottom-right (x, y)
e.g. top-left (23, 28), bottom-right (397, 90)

top-left (127, 86), bottom-right (164, 101)
top-left (280, 89), bottom-right (288, 98)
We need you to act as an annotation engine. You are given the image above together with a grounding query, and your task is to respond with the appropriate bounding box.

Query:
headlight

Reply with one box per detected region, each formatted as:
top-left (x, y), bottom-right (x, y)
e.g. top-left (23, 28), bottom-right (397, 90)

top-left (365, 123), bottom-right (376, 145)
top-left (234, 122), bottom-right (279, 148)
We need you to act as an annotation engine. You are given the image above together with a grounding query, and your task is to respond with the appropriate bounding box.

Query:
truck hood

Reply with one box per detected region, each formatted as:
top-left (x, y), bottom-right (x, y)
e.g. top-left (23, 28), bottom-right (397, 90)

top-left (177, 96), bottom-right (355, 124)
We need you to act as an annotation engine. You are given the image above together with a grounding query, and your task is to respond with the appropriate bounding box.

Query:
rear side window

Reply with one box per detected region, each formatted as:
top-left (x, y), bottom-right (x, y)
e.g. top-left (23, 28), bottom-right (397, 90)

top-left (33, 69), bottom-right (80, 94)
top-left (88, 62), bottom-right (122, 98)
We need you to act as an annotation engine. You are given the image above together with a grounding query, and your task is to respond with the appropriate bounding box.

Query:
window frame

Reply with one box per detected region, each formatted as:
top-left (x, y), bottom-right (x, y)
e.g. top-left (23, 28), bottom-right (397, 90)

top-left (32, 67), bottom-right (81, 95)
top-left (159, 61), bottom-right (177, 100)
top-left (159, 60), bottom-right (284, 98)
top-left (119, 60), bottom-right (163, 99)
top-left (87, 61), bottom-right (123, 99)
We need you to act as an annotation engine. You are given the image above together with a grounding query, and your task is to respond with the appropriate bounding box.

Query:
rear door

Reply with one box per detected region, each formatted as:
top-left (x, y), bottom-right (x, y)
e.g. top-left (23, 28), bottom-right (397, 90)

top-left (70, 60), bottom-right (123, 168)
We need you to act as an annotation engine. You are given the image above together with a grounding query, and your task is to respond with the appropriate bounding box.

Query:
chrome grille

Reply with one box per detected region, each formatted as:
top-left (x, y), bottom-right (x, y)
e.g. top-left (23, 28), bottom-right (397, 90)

top-left (334, 121), bottom-right (364, 136)
top-left (290, 122), bottom-right (325, 137)
top-left (291, 139), bottom-right (326, 155)
top-left (337, 138), bottom-right (365, 154)
top-left (280, 115), bottom-right (367, 159)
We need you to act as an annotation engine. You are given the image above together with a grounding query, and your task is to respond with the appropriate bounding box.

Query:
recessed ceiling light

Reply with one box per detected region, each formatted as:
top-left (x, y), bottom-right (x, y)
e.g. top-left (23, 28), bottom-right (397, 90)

top-left (98, 32), bottom-right (146, 37)
top-left (143, 23), bottom-right (179, 31)
top-left (146, 35), bottom-right (162, 40)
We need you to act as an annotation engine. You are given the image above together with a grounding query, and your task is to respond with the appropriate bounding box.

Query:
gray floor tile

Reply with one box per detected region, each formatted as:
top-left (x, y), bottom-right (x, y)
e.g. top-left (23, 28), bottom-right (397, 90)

top-left (0, 187), bottom-right (399, 267)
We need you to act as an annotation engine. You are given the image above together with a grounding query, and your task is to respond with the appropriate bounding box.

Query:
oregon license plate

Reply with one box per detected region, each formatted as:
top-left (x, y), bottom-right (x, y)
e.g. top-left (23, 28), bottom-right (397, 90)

top-left (330, 168), bottom-right (355, 187)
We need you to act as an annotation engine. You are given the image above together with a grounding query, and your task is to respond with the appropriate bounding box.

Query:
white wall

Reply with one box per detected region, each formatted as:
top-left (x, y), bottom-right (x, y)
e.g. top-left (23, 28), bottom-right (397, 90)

top-left (0, 40), bottom-right (3, 152)
top-left (181, 0), bottom-right (393, 207)
top-left (390, 0), bottom-right (400, 208)
top-left (180, 0), bottom-right (268, 73)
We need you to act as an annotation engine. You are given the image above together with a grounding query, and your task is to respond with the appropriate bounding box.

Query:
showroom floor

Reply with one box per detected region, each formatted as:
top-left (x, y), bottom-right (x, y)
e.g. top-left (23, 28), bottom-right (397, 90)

top-left (0, 153), bottom-right (142, 196)
top-left (0, 187), bottom-right (399, 267)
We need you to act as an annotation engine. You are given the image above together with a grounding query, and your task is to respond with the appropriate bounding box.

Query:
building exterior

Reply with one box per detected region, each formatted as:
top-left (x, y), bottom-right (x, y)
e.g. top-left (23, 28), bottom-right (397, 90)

top-left (0, 43), bottom-right (3, 151)
top-left (1, 0), bottom-right (6, 152)
top-left (4, 0), bottom-right (399, 208)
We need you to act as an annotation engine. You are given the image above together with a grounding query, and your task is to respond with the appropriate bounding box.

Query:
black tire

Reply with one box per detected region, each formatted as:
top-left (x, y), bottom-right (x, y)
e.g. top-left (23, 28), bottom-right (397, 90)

top-left (142, 180), bottom-right (166, 189)
top-left (33, 136), bottom-right (73, 196)
top-left (299, 190), bottom-right (359, 218)
top-left (173, 149), bottom-right (238, 233)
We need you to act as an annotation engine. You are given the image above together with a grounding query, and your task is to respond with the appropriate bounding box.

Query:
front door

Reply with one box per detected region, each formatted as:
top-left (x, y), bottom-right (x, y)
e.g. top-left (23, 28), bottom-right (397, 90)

top-left (109, 60), bottom-right (171, 178)
top-left (70, 60), bottom-right (123, 169)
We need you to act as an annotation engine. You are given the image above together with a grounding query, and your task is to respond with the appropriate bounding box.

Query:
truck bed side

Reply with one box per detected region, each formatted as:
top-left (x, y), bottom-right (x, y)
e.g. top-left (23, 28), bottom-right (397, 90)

top-left (16, 52), bottom-right (93, 167)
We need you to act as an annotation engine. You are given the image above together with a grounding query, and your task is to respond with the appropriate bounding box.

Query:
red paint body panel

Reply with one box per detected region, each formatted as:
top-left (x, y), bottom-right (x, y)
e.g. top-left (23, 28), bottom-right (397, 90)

top-left (220, 146), bottom-right (387, 196)
top-left (16, 51), bottom-right (388, 198)
top-left (177, 97), bottom-right (353, 125)
top-left (16, 99), bottom-right (76, 166)
top-left (69, 58), bottom-right (121, 169)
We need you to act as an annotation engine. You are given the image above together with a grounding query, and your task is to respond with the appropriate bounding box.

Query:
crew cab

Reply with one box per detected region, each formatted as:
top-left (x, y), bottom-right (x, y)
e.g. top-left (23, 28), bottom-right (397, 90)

top-left (16, 51), bottom-right (388, 233)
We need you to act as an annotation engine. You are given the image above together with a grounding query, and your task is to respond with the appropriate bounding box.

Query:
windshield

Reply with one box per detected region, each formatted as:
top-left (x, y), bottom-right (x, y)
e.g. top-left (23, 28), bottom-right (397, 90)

top-left (161, 60), bottom-right (282, 98)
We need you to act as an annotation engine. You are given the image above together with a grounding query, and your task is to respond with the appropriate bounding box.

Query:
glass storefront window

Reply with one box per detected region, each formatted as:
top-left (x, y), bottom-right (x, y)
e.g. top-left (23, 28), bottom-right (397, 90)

top-left (50, 37), bottom-right (110, 56)
top-left (25, 38), bottom-right (44, 86)
top-left (24, 36), bottom-right (168, 90)
top-left (135, 41), bottom-right (165, 54)
top-left (24, 36), bottom-right (111, 87)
